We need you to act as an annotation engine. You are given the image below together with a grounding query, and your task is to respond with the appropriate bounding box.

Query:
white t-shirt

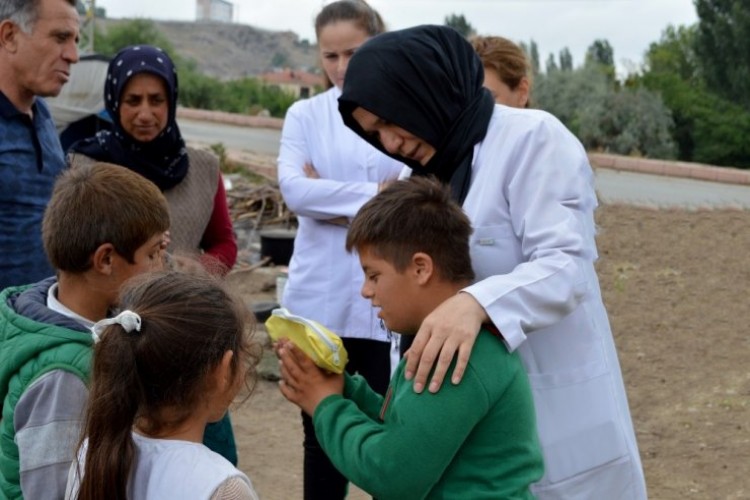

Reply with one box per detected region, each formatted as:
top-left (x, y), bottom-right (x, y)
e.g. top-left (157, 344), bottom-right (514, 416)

top-left (66, 433), bottom-right (258, 500)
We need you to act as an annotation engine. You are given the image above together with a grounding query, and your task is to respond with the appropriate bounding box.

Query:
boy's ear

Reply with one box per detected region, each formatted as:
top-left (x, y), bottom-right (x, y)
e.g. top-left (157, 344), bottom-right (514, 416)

top-left (411, 252), bottom-right (434, 285)
top-left (91, 243), bottom-right (116, 275)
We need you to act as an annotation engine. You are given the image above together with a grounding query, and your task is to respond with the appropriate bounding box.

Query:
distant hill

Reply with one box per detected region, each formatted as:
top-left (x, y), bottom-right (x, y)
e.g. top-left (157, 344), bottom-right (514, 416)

top-left (96, 18), bottom-right (320, 80)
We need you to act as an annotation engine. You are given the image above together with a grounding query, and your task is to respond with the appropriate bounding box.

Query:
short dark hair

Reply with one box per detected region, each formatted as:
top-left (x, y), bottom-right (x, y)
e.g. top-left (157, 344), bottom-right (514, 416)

top-left (0, 0), bottom-right (77, 33)
top-left (346, 176), bottom-right (475, 283)
top-left (42, 162), bottom-right (170, 272)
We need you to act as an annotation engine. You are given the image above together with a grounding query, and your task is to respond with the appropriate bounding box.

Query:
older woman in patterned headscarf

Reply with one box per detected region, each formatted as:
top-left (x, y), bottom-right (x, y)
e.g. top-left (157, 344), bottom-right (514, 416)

top-left (69, 45), bottom-right (236, 276)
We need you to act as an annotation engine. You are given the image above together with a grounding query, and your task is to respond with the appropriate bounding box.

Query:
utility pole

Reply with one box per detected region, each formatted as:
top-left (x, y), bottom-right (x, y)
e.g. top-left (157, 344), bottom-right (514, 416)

top-left (80, 0), bottom-right (96, 54)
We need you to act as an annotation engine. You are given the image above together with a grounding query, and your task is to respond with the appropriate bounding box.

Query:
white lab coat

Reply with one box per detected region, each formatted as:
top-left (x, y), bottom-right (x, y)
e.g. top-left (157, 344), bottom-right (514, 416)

top-left (460, 105), bottom-right (647, 498)
top-left (277, 87), bottom-right (404, 341)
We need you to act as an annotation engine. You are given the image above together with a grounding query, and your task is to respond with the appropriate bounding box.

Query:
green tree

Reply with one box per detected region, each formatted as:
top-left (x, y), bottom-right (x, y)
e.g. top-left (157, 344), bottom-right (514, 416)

top-left (640, 23), bottom-right (750, 167)
top-left (444, 13), bottom-right (475, 38)
top-left (585, 39), bottom-right (615, 81)
top-left (545, 53), bottom-right (558, 74)
top-left (529, 40), bottom-right (540, 75)
top-left (585, 39), bottom-right (614, 67)
top-left (559, 47), bottom-right (573, 71)
top-left (694, 0), bottom-right (750, 109)
top-left (645, 25), bottom-right (699, 82)
top-left (640, 25), bottom-right (700, 160)
top-left (518, 40), bottom-right (540, 75)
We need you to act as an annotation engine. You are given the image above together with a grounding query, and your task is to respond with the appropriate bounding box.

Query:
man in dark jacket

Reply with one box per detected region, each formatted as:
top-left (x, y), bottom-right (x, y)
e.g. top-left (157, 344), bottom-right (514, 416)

top-left (0, 0), bottom-right (80, 288)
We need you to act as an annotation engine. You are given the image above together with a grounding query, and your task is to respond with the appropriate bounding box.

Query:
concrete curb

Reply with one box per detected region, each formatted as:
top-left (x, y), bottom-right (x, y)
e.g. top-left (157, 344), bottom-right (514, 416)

top-left (588, 153), bottom-right (750, 186)
top-left (177, 106), bottom-right (284, 130)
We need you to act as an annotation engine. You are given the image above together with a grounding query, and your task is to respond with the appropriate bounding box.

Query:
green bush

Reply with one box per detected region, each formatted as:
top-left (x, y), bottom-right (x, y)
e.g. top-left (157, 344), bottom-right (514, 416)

top-left (535, 66), bottom-right (676, 158)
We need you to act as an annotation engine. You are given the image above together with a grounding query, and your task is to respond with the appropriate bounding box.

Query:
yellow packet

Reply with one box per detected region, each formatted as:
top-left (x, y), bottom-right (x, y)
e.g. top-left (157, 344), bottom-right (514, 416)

top-left (265, 308), bottom-right (348, 374)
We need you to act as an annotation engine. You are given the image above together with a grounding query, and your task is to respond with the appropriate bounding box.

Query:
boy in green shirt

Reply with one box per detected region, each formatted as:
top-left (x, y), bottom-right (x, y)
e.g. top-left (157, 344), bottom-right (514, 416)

top-left (277, 176), bottom-right (544, 499)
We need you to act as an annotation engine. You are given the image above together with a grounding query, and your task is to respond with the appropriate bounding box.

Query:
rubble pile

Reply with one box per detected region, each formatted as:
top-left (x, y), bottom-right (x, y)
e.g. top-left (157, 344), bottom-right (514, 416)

top-left (225, 176), bottom-right (297, 270)
top-left (226, 179), bottom-right (295, 229)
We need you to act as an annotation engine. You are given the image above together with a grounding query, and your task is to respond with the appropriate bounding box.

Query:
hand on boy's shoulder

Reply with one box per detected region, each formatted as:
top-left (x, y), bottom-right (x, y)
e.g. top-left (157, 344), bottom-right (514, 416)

top-left (405, 292), bottom-right (487, 394)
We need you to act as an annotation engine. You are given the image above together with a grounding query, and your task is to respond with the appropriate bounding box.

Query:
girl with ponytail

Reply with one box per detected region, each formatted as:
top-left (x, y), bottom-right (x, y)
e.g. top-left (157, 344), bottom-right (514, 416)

top-left (66, 271), bottom-right (261, 500)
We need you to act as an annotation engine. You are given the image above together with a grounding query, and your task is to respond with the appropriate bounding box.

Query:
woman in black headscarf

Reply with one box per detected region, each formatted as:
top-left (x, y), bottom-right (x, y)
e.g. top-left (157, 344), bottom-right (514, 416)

top-left (338, 25), bottom-right (647, 499)
top-left (68, 45), bottom-right (239, 465)
top-left (339, 25), bottom-right (494, 204)
top-left (69, 45), bottom-right (237, 276)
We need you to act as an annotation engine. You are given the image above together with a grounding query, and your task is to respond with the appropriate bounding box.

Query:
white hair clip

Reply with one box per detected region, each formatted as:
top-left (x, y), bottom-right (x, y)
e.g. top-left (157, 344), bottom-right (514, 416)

top-left (91, 310), bottom-right (142, 343)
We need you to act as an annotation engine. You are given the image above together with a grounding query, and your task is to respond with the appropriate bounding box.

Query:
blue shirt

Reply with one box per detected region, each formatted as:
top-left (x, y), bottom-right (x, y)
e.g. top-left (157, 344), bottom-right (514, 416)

top-left (0, 91), bottom-right (65, 289)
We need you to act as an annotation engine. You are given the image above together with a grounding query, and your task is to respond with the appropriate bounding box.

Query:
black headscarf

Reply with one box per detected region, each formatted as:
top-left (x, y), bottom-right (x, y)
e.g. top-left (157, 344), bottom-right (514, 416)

top-left (338, 25), bottom-right (495, 203)
top-left (69, 45), bottom-right (188, 191)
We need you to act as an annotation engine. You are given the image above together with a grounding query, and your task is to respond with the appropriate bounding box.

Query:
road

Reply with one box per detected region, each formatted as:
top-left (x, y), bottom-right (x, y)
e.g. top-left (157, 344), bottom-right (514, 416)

top-left (179, 118), bottom-right (282, 157)
top-left (180, 118), bottom-right (750, 209)
top-left (594, 168), bottom-right (750, 209)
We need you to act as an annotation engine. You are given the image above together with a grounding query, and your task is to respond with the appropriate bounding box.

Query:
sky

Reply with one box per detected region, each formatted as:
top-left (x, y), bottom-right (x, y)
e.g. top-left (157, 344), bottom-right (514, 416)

top-left (96, 0), bottom-right (699, 74)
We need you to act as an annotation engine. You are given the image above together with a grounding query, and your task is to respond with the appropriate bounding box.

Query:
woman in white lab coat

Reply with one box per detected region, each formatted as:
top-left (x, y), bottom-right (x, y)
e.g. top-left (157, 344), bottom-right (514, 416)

top-left (276, 2), bottom-right (402, 498)
top-left (338, 25), bottom-right (647, 499)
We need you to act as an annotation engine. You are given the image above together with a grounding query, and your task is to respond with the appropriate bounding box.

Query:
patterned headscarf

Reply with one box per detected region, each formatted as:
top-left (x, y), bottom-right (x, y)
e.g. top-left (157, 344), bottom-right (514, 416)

top-left (338, 25), bottom-right (495, 203)
top-left (70, 45), bottom-right (189, 191)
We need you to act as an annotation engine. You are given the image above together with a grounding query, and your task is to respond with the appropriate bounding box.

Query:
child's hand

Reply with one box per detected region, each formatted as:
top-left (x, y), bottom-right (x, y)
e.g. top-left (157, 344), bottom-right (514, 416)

top-left (277, 341), bottom-right (344, 416)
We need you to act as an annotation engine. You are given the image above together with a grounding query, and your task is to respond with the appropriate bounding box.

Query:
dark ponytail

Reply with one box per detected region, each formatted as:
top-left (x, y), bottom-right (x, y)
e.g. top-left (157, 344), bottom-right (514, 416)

top-left (76, 322), bottom-right (144, 500)
top-left (74, 271), bottom-right (261, 499)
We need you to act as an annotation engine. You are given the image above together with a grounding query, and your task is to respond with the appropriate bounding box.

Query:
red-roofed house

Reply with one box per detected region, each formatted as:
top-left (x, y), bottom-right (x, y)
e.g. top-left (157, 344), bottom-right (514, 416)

top-left (259, 69), bottom-right (325, 99)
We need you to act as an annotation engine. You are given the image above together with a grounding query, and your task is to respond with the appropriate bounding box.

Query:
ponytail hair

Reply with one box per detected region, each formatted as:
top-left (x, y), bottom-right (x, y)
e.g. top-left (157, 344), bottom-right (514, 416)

top-left (75, 311), bottom-right (143, 500)
top-left (315, 0), bottom-right (386, 89)
top-left (75, 271), bottom-right (261, 500)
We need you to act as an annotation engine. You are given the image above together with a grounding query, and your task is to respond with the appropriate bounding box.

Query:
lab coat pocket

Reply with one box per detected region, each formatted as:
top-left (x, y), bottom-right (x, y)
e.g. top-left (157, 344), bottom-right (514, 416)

top-left (531, 454), bottom-right (640, 499)
top-left (528, 370), bottom-right (629, 484)
top-left (470, 224), bottom-right (521, 279)
top-left (537, 421), bottom-right (628, 484)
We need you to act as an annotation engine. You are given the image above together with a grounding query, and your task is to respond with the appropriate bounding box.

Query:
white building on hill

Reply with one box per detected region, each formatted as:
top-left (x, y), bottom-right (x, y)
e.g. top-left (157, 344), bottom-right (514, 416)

top-left (196, 0), bottom-right (233, 23)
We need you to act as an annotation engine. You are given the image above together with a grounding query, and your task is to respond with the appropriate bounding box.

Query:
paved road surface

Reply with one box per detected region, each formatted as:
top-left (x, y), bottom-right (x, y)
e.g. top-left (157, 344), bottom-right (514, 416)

top-left (180, 118), bottom-right (281, 157)
top-left (594, 169), bottom-right (750, 209)
top-left (180, 118), bottom-right (750, 209)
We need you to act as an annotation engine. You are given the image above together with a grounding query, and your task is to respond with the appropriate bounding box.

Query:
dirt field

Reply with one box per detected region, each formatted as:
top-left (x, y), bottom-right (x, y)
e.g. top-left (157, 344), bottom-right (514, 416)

top-left (226, 203), bottom-right (750, 500)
